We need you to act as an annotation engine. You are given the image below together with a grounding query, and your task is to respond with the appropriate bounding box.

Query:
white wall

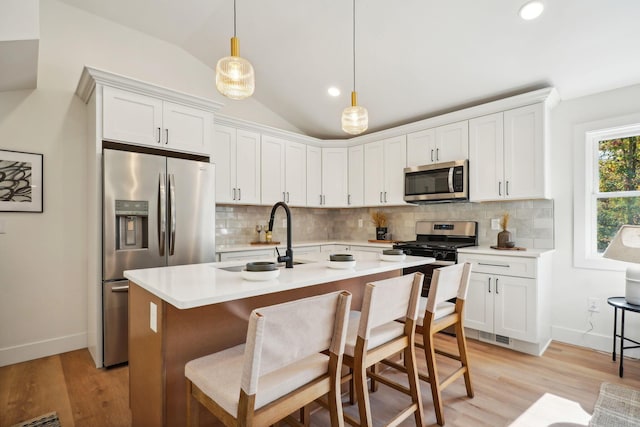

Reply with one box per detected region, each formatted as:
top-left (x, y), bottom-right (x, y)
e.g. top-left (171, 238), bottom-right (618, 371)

top-left (550, 83), bottom-right (640, 352)
top-left (0, 0), bottom-right (299, 366)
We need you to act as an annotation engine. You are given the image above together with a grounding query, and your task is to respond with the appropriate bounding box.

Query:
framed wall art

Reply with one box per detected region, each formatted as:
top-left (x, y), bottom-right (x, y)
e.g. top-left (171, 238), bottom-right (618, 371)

top-left (0, 149), bottom-right (43, 213)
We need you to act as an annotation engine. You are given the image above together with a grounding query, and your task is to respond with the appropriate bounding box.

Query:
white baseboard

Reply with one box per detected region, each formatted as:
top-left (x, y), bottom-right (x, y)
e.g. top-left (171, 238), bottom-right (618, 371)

top-left (0, 332), bottom-right (87, 367)
top-left (551, 325), bottom-right (612, 353)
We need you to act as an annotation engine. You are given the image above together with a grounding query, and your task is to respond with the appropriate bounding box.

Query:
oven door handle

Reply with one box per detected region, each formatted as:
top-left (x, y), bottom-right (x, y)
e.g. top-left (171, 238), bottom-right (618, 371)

top-left (431, 261), bottom-right (455, 266)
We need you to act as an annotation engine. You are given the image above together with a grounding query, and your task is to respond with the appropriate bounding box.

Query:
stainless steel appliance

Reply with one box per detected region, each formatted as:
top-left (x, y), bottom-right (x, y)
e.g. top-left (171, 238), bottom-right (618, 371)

top-left (102, 148), bottom-right (215, 367)
top-left (393, 220), bottom-right (477, 295)
top-left (404, 160), bottom-right (468, 203)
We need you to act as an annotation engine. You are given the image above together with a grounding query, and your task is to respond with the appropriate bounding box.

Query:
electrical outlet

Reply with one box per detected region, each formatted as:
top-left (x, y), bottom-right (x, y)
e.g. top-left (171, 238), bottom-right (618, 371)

top-left (150, 302), bottom-right (158, 332)
top-left (491, 218), bottom-right (501, 230)
top-left (358, 219), bottom-right (363, 228)
top-left (588, 297), bottom-right (600, 312)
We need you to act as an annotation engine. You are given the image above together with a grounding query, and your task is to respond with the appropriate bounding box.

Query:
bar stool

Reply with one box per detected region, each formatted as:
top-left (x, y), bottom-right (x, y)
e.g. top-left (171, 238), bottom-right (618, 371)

top-left (417, 262), bottom-right (474, 426)
top-left (185, 290), bottom-right (352, 427)
top-left (342, 272), bottom-right (425, 427)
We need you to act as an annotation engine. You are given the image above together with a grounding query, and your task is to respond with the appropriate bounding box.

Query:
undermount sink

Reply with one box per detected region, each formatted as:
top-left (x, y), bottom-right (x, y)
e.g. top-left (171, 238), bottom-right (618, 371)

top-left (217, 260), bottom-right (309, 273)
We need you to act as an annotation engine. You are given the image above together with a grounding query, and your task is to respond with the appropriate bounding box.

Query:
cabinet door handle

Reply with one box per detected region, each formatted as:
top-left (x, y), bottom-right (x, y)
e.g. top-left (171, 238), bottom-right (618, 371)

top-left (238, 188), bottom-right (241, 200)
top-left (499, 181), bottom-right (502, 196)
top-left (380, 192), bottom-right (383, 203)
top-left (431, 149), bottom-right (434, 162)
top-left (165, 129), bottom-right (169, 144)
top-left (323, 195), bottom-right (326, 205)
top-left (157, 127), bottom-right (161, 144)
top-left (320, 194), bottom-right (323, 205)
top-left (283, 192), bottom-right (286, 202)
top-left (348, 194), bottom-right (351, 205)
top-left (478, 262), bottom-right (510, 268)
top-left (436, 148), bottom-right (440, 161)
top-left (384, 191), bottom-right (388, 203)
top-left (232, 188), bottom-right (236, 200)
top-left (287, 192), bottom-right (290, 203)
top-left (506, 181), bottom-right (510, 196)
top-left (496, 278), bottom-right (499, 294)
top-left (488, 277), bottom-right (491, 293)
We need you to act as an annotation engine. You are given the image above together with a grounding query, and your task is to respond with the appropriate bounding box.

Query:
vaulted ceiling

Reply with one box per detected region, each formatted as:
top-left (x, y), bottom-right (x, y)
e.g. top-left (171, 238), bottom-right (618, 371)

top-left (57, 0), bottom-right (640, 139)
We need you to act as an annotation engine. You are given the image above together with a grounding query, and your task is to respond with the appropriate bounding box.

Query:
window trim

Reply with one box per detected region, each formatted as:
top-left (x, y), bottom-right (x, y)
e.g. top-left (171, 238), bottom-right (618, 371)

top-left (573, 113), bottom-right (640, 270)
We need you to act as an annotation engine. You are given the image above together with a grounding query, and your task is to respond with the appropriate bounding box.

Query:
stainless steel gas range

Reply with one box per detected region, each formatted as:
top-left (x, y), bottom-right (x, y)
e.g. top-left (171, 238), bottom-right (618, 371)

top-left (393, 220), bottom-right (478, 295)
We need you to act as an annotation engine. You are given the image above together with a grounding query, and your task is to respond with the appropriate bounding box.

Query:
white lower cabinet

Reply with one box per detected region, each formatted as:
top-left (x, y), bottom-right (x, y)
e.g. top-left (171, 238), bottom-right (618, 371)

top-left (458, 251), bottom-right (552, 355)
top-left (218, 249), bottom-right (274, 262)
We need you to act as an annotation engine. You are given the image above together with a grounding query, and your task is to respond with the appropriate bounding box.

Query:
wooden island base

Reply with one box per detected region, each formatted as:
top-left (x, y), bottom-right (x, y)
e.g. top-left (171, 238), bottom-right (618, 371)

top-left (129, 270), bottom-right (399, 427)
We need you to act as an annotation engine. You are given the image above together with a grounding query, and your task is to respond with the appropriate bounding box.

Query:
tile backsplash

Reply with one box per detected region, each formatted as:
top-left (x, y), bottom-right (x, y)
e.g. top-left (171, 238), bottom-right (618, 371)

top-left (216, 200), bottom-right (554, 249)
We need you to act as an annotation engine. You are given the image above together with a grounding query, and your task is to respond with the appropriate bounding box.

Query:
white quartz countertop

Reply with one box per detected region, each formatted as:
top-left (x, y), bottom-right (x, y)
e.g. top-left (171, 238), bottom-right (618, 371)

top-left (216, 240), bottom-right (394, 253)
top-left (458, 246), bottom-right (555, 258)
top-left (124, 251), bottom-right (434, 310)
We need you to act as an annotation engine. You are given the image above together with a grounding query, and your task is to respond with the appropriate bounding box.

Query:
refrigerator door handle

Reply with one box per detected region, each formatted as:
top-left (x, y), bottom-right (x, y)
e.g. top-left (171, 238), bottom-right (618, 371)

top-left (169, 174), bottom-right (176, 256)
top-left (158, 173), bottom-right (166, 256)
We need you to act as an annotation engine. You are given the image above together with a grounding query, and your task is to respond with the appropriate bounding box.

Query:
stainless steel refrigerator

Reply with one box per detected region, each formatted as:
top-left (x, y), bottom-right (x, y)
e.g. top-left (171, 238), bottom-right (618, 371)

top-left (102, 148), bottom-right (215, 367)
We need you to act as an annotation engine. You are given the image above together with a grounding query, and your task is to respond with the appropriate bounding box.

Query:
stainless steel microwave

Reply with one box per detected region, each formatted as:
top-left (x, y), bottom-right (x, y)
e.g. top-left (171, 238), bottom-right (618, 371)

top-left (404, 160), bottom-right (468, 203)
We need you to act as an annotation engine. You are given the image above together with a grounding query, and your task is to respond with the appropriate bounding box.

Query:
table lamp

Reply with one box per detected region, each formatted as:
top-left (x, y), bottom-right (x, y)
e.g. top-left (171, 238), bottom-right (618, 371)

top-left (603, 225), bottom-right (640, 305)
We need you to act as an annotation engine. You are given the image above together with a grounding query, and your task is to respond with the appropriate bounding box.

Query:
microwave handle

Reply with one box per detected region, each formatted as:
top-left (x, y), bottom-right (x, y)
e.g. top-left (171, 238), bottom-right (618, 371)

top-left (448, 167), bottom-right (454, 193)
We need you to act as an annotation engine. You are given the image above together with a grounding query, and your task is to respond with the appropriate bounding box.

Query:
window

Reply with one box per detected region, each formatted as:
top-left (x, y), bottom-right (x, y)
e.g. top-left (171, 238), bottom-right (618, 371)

top-left (574, 115), bottom-right (640, 269)
top-left (594, 132), bottom-right (640, 252)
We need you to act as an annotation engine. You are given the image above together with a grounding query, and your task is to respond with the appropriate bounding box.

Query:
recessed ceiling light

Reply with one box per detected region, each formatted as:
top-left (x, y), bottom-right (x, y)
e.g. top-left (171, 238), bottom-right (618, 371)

top-left (328, 87), bottom-right (341, 97)
top-left (519, 1), bottom-right (544, 20)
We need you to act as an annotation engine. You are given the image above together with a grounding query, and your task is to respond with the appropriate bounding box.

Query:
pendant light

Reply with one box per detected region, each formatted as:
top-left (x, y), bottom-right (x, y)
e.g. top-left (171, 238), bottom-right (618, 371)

top-left (216, 0), bottom-right (255, 100)
top-left (341, 0), bottom-right (368, 135)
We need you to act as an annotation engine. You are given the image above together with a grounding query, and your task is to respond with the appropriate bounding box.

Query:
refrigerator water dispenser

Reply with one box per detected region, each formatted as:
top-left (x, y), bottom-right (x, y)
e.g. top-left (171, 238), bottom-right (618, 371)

top-left (115, 200), bottom-right (148, 250)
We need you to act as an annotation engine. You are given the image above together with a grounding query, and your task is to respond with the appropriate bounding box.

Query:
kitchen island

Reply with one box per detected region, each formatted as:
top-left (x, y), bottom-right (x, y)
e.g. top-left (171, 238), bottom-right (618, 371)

top-left (124, 251), bottom-right (434, 427)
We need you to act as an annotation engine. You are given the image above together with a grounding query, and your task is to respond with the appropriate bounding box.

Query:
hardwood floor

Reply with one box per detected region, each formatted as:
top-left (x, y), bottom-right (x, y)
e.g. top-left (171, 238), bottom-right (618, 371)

top-left (1, 336), bottom-right (639, 427)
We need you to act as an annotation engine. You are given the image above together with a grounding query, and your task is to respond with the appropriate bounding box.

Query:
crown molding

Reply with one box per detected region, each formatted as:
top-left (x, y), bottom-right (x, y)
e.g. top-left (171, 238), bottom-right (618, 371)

top-left (75, 65), bottom-right (224, 112)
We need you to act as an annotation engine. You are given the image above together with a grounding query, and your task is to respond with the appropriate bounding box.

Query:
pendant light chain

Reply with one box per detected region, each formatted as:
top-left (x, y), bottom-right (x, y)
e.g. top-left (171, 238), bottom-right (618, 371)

top-left (341, 0), bottom-right (368, 134)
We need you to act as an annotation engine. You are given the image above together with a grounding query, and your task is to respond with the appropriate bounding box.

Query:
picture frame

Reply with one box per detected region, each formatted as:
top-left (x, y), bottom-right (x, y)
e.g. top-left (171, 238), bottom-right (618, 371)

top-left (0, 149), bottom-right (43, 213)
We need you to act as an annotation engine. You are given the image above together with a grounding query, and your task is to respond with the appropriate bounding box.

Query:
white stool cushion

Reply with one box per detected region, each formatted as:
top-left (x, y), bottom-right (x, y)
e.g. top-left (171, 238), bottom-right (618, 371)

top-left (417, 297), bottom-right (455, 326)
top-left (185, 344), bottom-right (329, 417)
top-left (344, 311), bottom-right (405, 357)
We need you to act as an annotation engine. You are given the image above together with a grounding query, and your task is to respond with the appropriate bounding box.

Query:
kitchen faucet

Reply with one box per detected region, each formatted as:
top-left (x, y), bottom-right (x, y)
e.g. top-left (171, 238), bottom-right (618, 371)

top-left (268, 202), bottom-right (293, 268)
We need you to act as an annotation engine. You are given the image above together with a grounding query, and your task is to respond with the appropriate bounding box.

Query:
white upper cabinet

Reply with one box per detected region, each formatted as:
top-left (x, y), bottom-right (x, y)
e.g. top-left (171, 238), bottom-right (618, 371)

top-left (103, 86), bottom-right (213, 156)
top-left (469, 103), bottom-right (547, 201)
top-left (504, 104), bottom-right (547, 200)
top-left (306, 145), bottom-right (322, 207)
top-left (261, 135), bottom-right (306, 206)
top-left (306, 146), bottom-right (349, 207)
top-left (322, 147), bottom-right (348, 207)
top-left (364, 135), bottom-right (407, 206)
top-left (348, 145), bottom-right (364, 207)
top-left (406, 121), bottom-right (468, 167)
top-left (285, 141), bottom-right (307, 206)
top-left (214, 125), bottom-right (261, 204)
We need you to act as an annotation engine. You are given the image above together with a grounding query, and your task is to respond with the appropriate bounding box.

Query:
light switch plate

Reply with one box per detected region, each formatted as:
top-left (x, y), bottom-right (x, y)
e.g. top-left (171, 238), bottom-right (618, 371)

top-left (150, 302), bottom-right (157, 332)
top-left (491, 218), bottom-right (501, 230)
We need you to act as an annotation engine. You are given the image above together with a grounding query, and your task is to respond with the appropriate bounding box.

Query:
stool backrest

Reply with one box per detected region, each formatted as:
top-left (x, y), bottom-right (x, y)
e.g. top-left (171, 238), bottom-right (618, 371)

top-left (241, 291), bottom-right (352, 395)
top-left (425, 262), bottom-right (472, 314)
top-left (358, 273), bottom-right (423, 340)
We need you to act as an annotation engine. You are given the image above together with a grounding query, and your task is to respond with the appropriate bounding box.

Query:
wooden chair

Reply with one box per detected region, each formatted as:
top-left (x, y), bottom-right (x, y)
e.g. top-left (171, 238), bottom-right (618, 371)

top-left (185, 290), bottom-right (352, 427)
top-left (416, 262), bottom-right (474, 426)
top-left (341, 272), bottom-right (425, 427)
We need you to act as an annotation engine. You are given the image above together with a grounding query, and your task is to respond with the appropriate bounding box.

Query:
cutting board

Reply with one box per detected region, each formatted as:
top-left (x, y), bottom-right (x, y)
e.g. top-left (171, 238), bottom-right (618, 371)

top-left (490, 245), bottom-right (527, 251)
top-left (250, 241), bottom-right (281, 245)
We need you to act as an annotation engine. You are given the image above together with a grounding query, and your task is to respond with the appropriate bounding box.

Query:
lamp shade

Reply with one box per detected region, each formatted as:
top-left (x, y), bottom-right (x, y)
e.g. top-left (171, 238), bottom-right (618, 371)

top-left (341, 91), bottom-right (368, 135)
top-left (603, 225), bottom-right (640, 305)
top-left (603, 225), bottom-right (640, 263)
top-left (216, 37), bottom-right (255, 100)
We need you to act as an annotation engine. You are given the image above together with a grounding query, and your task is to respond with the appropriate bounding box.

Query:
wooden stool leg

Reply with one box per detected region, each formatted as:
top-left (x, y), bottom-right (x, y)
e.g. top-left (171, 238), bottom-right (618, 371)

top-left (354, 353), bottom-right (373, 427)
top-left (186, 379), bottom-right (199, 427)
top-left (405, 341), bottom-right (425, 427)
top-left (456, 321), bottom-right (474, 398)
top-left (424, 330), bottom-right (444, 426)
top-left (369, 363), bottom-right (379, 392)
